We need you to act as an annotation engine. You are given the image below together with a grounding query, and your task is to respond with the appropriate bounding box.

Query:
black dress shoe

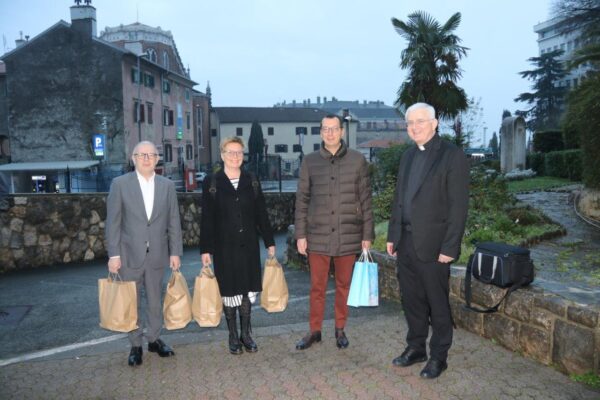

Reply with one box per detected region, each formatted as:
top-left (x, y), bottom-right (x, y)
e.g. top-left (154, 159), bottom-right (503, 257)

top-left (128, 346), bottom-right (143, 366)
top-left (420, 358), bottom-right (448, 379)
top-left (392, 347), bottom-right (427, 367)
top-left (295, 331), bottom-right (322, 350)
top-left (148, 339), bottom-right (175, 357)
top-left (335, 328), bottom-right (349, 349)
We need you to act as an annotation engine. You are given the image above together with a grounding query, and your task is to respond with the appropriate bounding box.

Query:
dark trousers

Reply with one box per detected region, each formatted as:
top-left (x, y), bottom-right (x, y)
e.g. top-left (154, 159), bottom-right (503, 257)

top-left (396, 231), bottom-right (453, 361)
top-left (308, 253), bottom-right (356, 332)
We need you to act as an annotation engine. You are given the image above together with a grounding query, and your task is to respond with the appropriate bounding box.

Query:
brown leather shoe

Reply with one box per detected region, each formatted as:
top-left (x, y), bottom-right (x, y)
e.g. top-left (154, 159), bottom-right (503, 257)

top-left (295, 331), bottom-right (322, 350)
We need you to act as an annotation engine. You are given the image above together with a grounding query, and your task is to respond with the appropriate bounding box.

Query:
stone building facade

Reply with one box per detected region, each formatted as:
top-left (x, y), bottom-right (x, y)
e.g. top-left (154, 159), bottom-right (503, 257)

top-left (0, 3), bottom-right (199, 192)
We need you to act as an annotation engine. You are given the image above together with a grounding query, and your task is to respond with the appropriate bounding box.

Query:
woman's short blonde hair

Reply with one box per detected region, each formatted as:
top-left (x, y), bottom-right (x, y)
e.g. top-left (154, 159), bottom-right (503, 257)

top-left (220, 136), bottom-right (245, 153)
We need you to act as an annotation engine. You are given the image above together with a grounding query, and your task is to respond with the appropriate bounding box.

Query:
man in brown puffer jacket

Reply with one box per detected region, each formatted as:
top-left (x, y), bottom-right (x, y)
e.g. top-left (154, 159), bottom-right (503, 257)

top-left (294, 114), bottom-right (374, 350)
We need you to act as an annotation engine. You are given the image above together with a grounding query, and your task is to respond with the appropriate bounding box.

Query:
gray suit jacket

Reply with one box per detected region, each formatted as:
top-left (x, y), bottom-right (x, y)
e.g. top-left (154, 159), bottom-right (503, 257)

top-left (106, 172), bottom-right (183, 270)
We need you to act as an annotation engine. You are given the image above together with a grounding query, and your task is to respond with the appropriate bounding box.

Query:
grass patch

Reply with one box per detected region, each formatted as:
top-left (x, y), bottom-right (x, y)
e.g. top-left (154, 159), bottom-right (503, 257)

top-left (507, 176), bottom-right (576, 193)
top-left (570, 371), bottom-right (600, 389)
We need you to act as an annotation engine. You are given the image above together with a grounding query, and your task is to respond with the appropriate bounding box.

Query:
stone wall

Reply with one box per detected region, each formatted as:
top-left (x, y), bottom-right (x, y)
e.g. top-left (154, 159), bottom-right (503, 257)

top-left (0, 192), bottom-right (295, 272)
top-left (285, 225), bottom-right (600, 376)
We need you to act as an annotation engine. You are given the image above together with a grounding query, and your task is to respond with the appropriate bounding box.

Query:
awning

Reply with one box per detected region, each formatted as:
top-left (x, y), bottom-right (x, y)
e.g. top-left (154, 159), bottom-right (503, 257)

top-left (0, 160), bottom-right (100, 172)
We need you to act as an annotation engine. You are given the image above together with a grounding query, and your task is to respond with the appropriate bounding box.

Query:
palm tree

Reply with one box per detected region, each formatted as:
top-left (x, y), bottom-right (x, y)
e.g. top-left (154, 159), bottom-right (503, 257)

top-left (391, 11), bottom-right (469, 120)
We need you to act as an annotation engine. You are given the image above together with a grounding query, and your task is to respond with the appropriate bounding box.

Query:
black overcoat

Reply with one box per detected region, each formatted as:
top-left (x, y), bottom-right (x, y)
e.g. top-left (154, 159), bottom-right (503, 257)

top-left (199, 169), bottom-right (275, 297)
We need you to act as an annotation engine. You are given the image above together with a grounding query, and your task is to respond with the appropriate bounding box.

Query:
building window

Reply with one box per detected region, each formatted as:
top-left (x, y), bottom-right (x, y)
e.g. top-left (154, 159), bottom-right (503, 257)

top-left (268, 127), bottom-right (274, 136)
top-left (164, 144), bottom-right (173, 162)
top-left (131, 67), bottom-right (141, 84)
top-left (186, 112), bottom-right (191, 130)
top-left (274, 144), bottom-right (288, 153)
top-left (296, 127), bottom-right (307, 135)
top-left (134, 100), bottom-right (145, 123)
top-left (186, 144), bottom-right (193, 160)
top-left (211, 129), bottom-right (217, 137)
top-left (236, 127), bottom-right (243, 136)
top-left (163, 79), bottom-right (171, 93)
top-left (311, 126), bottom-right (320, 135)
top-left (147, 103), bottom-right (153, 124)
top-left (147, 48), bottom-right (157, 62)
top-left (293, 144), bottom-right (302, 153)
top-left (313, 143), bottom-right (321, 151)
top-left (163, 107), bottom-right (174, 126)
top-left (197, 107), bottom-right (204, 146)
top-left (163, 51), bottom-right (170, 70)
top-left (185, 89), bottom-right (190, 102)
top-left (144, 73), bottom-right (154, 88)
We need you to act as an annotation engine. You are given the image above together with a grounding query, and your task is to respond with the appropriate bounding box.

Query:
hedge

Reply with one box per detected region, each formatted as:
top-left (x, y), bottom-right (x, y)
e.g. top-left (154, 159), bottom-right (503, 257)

top-left (527, 152), bottom-right (545, 176)
top-left (544, 149), bottom-right (582, 181)
top-left (533, 130), bottom-right (564, 153)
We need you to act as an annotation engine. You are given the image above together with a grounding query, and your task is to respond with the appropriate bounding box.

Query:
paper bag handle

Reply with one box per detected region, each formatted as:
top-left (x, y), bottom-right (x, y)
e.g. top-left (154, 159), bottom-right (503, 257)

top-left (200, 264), bottom-right (216, 279)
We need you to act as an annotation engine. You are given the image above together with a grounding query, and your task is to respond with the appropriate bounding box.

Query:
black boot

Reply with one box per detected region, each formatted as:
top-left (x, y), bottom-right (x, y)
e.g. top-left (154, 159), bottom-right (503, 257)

top-left (239, 296), bottom-right (258, 353)
top-left (224, 306), bottom-right (243, 355)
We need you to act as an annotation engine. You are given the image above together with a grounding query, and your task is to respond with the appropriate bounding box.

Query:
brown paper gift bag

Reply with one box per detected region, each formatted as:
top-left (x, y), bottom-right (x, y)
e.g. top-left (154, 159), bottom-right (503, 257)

top-left (163, 270), bottom-right (192, 330)
top-left (261, 256), bottom-right (289, 313)
top-left (192, 265), bottom-right (223, 327)
top-left (98, 273), bottom-right (138, 332)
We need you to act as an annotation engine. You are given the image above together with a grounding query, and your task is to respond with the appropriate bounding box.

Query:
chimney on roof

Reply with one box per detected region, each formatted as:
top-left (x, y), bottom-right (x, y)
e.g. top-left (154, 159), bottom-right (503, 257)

top-left (15, 31), bottom-right (26, 47)
top-left (323, 96), bottom-right (327, 104)
top-left (307, 98), bottom-right (311, 106)
top-left (70, 1), bottom-right (97, 37)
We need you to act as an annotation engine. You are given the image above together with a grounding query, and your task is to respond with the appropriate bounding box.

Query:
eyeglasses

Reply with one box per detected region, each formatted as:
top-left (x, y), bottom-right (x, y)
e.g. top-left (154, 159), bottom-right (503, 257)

top-left (321, 127), bottom-right (341, 133)
top-left (223, 150), bottom-right (244, 158)
top-left (406, 119), bottom-right (434, 128)
top-left (134, 153), bottom-right (159, 160)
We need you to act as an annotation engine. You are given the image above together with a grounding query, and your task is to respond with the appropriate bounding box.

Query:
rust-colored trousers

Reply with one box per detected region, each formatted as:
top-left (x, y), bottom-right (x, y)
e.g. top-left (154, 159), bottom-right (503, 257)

top-left (308, 253), bottom-right (356, 332)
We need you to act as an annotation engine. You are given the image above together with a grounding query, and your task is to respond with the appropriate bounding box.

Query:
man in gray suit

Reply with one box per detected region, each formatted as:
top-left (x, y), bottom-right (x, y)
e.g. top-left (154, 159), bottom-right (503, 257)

top-left (106, 141), bottom-right (183, 366)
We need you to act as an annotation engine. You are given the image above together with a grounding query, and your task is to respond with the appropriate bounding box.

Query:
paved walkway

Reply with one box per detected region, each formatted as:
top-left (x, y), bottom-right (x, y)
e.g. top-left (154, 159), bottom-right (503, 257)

top-left (1, 313), bottom-right (598, 399)
top-left (516, 187), bottom-right (600, 305)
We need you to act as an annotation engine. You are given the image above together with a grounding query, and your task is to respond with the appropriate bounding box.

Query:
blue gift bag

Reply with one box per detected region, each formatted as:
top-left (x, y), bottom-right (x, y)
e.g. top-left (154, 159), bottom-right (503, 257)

top-left (347, 249), bottom-right (379, 307)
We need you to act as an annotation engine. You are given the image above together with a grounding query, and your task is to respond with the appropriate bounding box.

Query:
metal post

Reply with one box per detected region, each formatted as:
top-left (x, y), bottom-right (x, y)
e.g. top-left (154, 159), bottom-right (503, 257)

top-left (278, 155), bottom-right (282, 193)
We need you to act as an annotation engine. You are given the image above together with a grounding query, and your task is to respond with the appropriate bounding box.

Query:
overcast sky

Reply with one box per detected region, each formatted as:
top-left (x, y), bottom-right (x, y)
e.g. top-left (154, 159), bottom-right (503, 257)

top-left (1, 0), bottom-right (553, 146)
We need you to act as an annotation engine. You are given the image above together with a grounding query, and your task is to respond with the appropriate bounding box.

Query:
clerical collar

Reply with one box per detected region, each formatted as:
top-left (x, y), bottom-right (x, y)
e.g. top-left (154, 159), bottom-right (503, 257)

top-left (417, 134), bottom-right (439, 152)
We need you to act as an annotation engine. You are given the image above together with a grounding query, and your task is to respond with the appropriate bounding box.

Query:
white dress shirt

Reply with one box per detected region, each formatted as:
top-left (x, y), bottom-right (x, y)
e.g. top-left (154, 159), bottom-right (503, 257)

top-left (136, 171), bottom-right (155, 221)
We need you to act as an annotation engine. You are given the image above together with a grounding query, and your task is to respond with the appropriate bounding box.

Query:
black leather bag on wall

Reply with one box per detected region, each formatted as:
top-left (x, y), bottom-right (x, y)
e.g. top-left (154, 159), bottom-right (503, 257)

top-left (464, 242), bottom-right (535, 313)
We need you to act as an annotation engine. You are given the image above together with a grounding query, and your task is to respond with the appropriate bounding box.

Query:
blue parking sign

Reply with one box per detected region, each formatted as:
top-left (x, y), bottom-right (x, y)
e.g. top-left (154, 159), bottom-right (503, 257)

top-left (93, 134), bottom-right (105, 157)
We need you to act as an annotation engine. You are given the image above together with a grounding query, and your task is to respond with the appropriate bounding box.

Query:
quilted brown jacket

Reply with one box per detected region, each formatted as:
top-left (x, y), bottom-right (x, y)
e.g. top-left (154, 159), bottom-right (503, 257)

top-left (294, 141), bottom-right (374, 256)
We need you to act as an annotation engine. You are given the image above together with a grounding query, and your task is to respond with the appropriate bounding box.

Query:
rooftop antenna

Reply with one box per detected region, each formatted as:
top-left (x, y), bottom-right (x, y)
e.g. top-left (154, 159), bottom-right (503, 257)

top-left (136, 3), bottom-right (139, 22)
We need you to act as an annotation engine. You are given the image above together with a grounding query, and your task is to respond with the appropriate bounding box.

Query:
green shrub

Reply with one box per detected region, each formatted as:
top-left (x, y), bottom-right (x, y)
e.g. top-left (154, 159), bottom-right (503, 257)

top-left (527, 152), bottom-right (545, 175)
top-left (481, 159), bottom-right (500, 172)
top-left (562, 73), bottom-right (600, 189)
top-left (372, 177), bottom-right (396, 223)
top-left (371, 144), bottom-right (409, 191)
top-left (533, 130), bottom-right (564, 153)
top-left (544, 149), bottom-right (582, 181)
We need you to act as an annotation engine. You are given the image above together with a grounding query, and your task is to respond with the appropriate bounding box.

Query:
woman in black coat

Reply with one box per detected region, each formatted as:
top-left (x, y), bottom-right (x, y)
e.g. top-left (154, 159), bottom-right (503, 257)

top-left (200, 136), bottom-right (275, 355)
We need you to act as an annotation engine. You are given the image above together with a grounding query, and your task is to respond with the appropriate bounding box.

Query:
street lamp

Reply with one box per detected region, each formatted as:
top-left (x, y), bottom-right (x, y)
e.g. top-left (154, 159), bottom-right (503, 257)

top-left (483, 126), bottom-right (488, 148)
top-left (343, 109), bottom-right (351, 147)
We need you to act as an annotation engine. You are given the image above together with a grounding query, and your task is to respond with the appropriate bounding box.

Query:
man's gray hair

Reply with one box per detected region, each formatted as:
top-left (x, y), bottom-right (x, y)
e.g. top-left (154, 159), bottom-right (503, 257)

top-left (405, 103), bottom-right (436, 120)
top-left (132, 141), bottom-right (158, 155)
